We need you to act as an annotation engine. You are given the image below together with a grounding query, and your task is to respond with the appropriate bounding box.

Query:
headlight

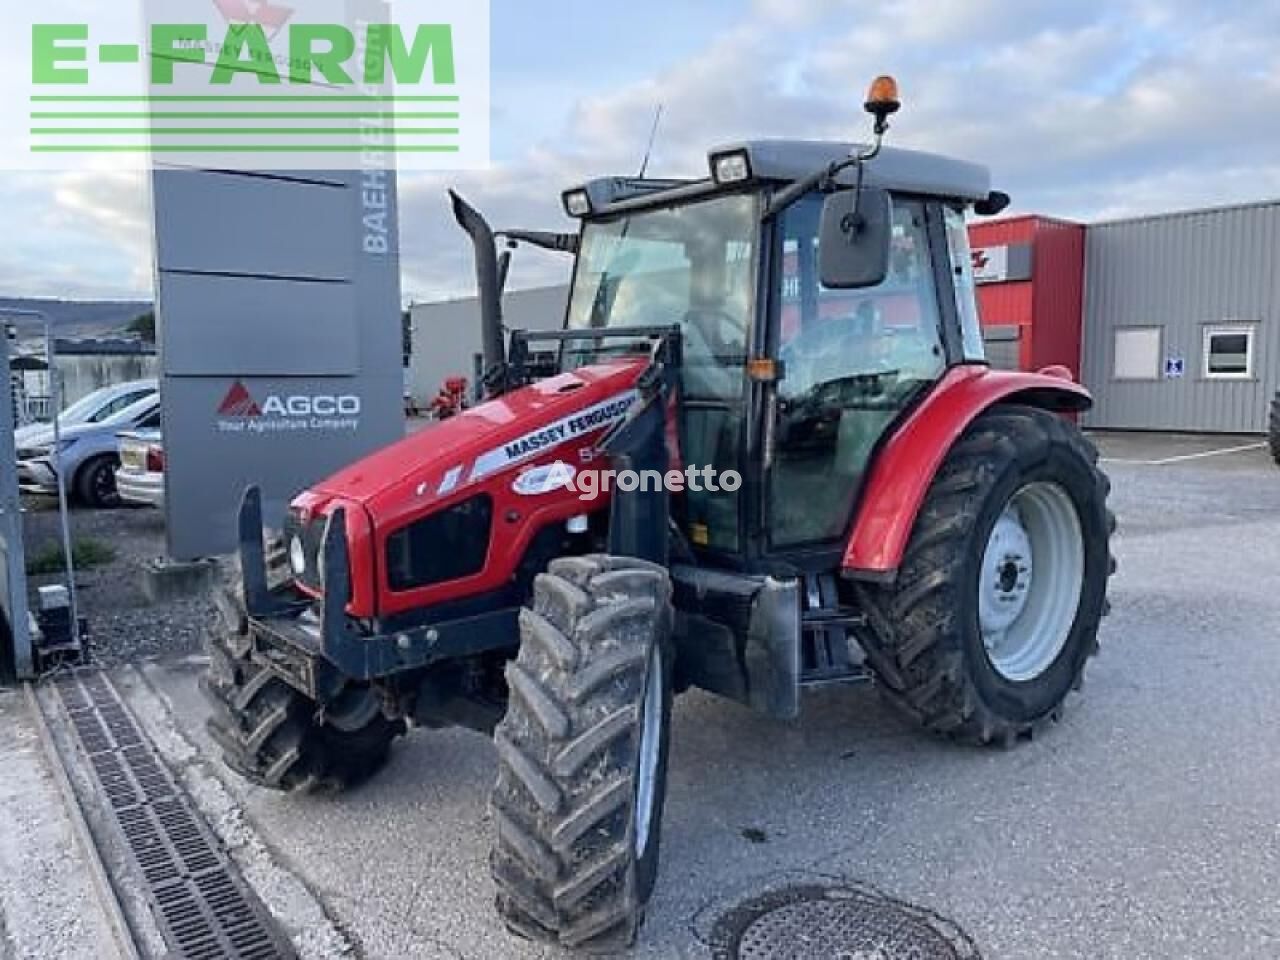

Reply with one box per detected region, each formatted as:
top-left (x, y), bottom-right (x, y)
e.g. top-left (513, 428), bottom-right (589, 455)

top-left (18, 441), bottom-right (69, 459)
top-left (562, 188), bottom-right (592, 218)
top-left (710, 149), bottom-right (752, 185)
top-left (289, 536), bottom-right (307, 577)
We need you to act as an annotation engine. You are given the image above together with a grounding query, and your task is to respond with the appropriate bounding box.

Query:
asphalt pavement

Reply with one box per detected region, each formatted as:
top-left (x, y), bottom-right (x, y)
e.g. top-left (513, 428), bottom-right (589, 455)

top-left (118, 432), bottom-right (1280, 960)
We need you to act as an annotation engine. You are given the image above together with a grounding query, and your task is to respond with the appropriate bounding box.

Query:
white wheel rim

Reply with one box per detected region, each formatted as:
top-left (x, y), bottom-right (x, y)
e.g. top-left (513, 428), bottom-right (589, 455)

top-left (979, 481), bottom-right (1085, 683)
top-left (634, 644), bottom-right (663, 857)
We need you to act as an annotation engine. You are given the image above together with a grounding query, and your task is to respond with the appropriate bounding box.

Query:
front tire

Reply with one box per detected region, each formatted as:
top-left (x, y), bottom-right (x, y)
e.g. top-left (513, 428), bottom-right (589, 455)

top-left (489, 555), bottom-right (673, 953)
top-left (201, 588), bottom-right (405, 792)
top-left (856, 405), bottom-right (1115, 744)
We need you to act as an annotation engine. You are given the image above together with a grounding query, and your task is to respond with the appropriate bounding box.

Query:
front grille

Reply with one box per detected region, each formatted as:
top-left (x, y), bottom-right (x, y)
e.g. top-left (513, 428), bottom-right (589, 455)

top-left (386, 494), bottom-right (493, 592)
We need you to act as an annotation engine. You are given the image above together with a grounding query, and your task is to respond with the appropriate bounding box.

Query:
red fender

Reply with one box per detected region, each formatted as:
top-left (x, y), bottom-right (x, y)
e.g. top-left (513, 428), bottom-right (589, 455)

top-left (841, 365), bottom-right (1092, 580)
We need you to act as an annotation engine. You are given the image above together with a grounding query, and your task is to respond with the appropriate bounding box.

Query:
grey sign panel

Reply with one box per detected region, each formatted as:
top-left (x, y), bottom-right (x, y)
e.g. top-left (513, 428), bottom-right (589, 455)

top-left (159, 274), bottom-right (358, 377)
top-left (156, 167), bottom-right (403, 560)
top-left (162, 374), bottom-right (402, 559)
top-left (153, 170), bottom-right (353, 279)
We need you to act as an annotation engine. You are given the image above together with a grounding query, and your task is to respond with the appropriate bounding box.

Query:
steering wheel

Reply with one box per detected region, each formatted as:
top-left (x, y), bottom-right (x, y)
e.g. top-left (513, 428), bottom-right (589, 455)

top-left (780, 321), bottom-right (897, 398)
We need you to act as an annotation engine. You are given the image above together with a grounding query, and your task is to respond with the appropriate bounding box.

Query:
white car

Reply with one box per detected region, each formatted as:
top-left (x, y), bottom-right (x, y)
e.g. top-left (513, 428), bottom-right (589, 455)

top-left (15, 385), bottom-right (161, 507)
top-left (114, 429), bottom-right (165, 508)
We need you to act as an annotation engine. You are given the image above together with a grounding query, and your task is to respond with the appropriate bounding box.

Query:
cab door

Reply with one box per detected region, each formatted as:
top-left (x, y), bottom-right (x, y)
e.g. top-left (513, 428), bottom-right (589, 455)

top-left (767, 193), bottom-right (949, 549)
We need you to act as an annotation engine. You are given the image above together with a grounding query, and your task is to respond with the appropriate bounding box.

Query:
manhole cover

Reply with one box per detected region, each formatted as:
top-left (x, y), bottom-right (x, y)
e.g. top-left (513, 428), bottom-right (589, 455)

top-left (710, 884), bottom-right (979, 960)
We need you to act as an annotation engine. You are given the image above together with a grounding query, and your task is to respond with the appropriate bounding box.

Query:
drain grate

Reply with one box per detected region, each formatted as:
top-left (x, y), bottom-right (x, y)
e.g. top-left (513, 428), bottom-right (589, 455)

top-left (56, 671), bottom-right (295, 960)
top-left (710, 883), bottom-right (980, 960)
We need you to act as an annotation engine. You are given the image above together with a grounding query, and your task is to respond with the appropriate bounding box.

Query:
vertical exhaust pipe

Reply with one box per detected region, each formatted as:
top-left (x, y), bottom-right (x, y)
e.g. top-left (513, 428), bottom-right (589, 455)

top-left (449, 190), bottom-right (506, 387)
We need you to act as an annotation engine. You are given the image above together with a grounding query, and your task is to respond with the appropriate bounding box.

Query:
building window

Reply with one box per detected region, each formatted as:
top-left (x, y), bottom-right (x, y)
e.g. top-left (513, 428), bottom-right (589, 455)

top-left (1113, 327), bottom-right (1162, 380)
top-left (1203, 324), bottom-right (1256, 380)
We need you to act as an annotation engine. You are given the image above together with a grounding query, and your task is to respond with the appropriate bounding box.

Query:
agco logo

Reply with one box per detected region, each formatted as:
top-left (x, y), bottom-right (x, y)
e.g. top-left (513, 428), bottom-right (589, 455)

top-left (217, 381), bottom-right (361, 419)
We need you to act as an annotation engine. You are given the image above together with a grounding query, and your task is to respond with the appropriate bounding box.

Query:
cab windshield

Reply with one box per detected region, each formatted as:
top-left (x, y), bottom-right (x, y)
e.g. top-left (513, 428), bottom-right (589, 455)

top-left (564, 192), bottom-right (758, 401)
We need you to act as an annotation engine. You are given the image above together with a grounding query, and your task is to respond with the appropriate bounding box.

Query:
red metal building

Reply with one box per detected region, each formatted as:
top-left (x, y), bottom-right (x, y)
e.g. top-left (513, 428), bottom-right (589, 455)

top-left (968, 216), bottom-right (1086, 376)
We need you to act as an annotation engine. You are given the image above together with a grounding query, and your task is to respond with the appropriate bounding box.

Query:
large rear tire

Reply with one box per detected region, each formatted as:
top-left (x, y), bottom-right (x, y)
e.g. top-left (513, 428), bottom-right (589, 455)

top-left (856, 405), bottom-right (1115, 745)
top-left (1269, 392), bottom-right (1280, 467)
top-left (489, 555), bottom-right (674, 954)
top-left (201, 587), bottom-right (405, 792)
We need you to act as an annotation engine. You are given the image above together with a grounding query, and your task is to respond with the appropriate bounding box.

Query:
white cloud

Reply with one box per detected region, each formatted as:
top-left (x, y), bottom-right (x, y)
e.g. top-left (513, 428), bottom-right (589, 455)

top-left (2, 0), bottom-right (1279, 303)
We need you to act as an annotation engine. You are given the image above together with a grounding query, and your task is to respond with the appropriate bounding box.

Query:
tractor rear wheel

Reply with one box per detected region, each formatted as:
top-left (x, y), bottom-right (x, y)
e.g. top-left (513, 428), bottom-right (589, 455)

top-left (489, 555), bottom-right (674, 954)
top-left (855, 404), bottom-right (1114, 745)
top-left (201, 587), bottom-right (405, 792)
top-left (1269, 392), bottom-right (1280, 466)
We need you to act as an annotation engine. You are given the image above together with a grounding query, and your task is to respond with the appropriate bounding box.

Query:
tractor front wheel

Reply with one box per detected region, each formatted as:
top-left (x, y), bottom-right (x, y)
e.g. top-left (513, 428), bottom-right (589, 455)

top-left (856, 404), bottom-right (1114, 745)
top-left (201, 588), bottom-right (405, 792)
top-left (489, 555), bottom-right (674, 954)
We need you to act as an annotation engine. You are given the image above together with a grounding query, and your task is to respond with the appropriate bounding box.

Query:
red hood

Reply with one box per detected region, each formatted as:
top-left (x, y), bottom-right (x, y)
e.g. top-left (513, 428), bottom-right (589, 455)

top-left (303, 360), bottom-right (647, 510)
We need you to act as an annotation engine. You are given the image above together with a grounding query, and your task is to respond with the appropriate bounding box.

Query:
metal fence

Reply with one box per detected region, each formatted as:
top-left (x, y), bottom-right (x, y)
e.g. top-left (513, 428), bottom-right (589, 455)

top-left (21, 394), bottom-right (53, 423)
top-left (0, 333), bottom-right (33, 679)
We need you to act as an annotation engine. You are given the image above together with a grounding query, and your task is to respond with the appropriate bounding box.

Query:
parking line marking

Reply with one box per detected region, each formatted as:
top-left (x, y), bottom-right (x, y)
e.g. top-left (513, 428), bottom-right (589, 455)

top-left (1102, 442), bottom-right (1267, 466)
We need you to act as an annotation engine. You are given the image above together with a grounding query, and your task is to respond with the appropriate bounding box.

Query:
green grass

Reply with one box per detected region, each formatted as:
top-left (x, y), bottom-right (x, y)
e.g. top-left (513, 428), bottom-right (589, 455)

top-left (25, 539), bottom-right (117, 576)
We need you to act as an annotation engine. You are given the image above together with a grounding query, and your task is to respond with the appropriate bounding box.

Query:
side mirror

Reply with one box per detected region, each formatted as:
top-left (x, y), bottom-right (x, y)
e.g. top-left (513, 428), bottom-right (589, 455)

top-left (819, 188), bottom-right (891, 289)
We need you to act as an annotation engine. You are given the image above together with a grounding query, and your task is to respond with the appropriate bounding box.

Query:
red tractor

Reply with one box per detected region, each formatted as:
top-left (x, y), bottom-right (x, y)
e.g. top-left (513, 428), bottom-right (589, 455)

top-left (204, 79), bottom-right (1115, 952)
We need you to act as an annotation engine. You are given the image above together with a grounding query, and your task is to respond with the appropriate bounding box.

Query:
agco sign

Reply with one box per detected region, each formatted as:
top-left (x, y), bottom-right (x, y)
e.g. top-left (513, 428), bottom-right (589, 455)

top-left (263, 395), bottom-right (362, 417)
top-left (217, 381), bottom-right (361, 434)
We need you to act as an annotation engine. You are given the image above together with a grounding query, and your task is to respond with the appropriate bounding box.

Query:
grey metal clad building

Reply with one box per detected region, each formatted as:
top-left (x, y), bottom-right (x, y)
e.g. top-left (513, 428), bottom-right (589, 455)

top-left (1082, 200), bottom-right (1280, 433)
top-left (408, 284), bottom-right (567, 403)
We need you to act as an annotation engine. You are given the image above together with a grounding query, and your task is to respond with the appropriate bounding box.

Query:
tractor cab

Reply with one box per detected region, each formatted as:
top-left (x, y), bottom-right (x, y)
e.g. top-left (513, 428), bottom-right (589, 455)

top-left (551, 135), bottom-right (1003, 564)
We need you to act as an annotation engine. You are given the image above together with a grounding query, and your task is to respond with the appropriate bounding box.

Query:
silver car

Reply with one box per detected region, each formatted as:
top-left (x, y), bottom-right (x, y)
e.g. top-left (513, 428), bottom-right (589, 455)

top-left (16, 387), bottom-right (162, 507)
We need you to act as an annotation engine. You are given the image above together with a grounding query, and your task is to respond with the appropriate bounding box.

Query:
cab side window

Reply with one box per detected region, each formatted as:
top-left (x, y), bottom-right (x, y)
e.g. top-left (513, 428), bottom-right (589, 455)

top-left (769, 194), bottom-right (945, 547)
top-left (944, 206), bottom-right (986, 361)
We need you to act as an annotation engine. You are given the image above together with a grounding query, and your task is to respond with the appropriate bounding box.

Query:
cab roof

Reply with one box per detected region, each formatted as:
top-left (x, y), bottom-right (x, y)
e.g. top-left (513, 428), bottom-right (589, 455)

top-left (576, 140), bottom-right (992, 213)
top-left (721, 140), bottom-right (991, 201)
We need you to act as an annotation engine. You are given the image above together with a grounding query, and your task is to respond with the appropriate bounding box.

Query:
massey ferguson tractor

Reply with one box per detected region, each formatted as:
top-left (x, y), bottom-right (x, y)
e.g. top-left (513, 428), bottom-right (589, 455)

top-left (203, 78), bottom-right (1115, 952)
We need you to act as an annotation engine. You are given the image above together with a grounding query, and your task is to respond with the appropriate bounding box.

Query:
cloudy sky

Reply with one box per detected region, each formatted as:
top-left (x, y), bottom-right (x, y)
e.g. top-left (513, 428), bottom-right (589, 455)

top-left (3, 0), bottom-right (1279, 302)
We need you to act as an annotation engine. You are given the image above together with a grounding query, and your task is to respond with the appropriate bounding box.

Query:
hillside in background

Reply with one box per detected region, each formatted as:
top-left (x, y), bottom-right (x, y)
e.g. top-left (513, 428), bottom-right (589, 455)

top-left (1, 297), bottom-right (153, 343)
